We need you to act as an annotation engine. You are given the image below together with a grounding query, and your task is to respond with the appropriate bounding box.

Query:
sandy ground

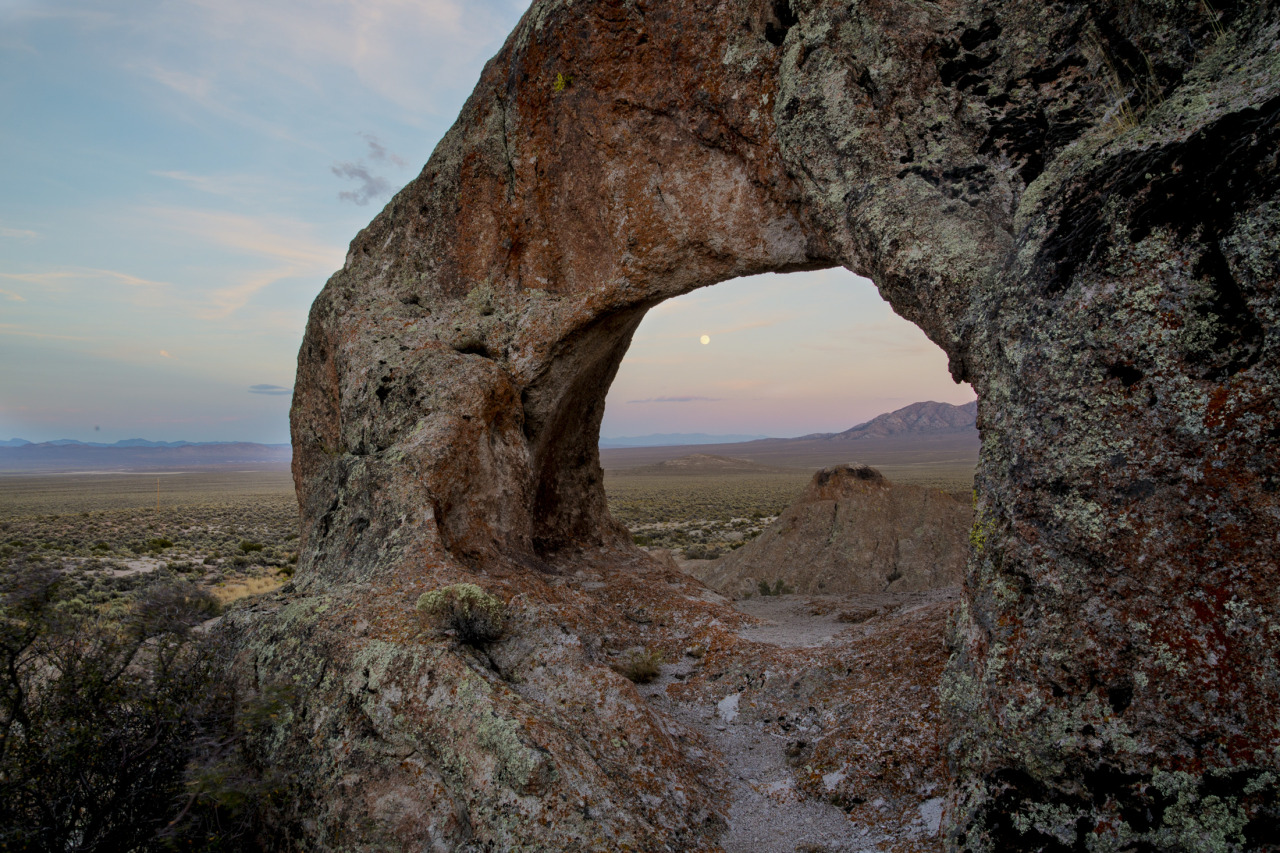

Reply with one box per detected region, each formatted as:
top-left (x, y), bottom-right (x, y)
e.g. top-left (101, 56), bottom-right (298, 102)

top-left (732, 589), bottom-right (959, 648)
top-left (636, 590), bottom-right (956, 852)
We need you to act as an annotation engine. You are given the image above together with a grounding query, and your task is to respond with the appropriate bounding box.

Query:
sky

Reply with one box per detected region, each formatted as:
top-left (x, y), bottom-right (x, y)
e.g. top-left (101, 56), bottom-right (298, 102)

top-left (0, 0), bottom-right (972, 445)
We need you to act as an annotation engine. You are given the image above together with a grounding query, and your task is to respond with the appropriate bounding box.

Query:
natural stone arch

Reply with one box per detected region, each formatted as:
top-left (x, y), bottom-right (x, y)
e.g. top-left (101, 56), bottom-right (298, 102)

top-left (247, 0), bottom-right (1280, 849)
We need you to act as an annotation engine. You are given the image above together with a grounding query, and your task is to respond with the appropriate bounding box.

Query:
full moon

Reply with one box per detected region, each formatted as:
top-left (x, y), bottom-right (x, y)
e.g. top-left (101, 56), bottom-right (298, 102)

top-left (700, 334), bottom-right (710, 345)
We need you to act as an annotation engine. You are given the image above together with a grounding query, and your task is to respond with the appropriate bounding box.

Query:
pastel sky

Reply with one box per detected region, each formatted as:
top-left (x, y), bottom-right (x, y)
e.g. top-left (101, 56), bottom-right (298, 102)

top-left (0, 0), bottom-right (972, 444)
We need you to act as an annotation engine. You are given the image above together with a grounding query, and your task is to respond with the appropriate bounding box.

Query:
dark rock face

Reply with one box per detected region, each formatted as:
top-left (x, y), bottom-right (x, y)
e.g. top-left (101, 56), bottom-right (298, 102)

top-left (699, 464), bottom-right (970, 597)
top-left (237, 0), bottom-right (1280, 849)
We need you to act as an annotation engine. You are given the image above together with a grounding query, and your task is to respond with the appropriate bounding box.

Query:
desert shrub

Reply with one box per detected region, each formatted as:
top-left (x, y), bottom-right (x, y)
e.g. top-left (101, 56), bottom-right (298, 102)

top-left (683, 543), bottom-right (722, 560)
top-left (163, 680), bottom-right (298, 852)
top-left (755, 578), bottom-right (794, 596)
top-left (146, 537), bottom-right (174, 551)
top-left (616, 648), bottom-right (664, 684)
top-left (416, 583), bottom-right (505, 646)
top-left (0, 568), bottom-right (234, 851)
top-left (238, 541), bottom-right (264, 554)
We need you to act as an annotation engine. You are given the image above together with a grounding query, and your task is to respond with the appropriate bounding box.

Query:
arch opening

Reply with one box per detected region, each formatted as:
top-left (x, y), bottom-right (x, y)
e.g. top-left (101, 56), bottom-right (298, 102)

top-left (593, 268), bottom-right (978, 584)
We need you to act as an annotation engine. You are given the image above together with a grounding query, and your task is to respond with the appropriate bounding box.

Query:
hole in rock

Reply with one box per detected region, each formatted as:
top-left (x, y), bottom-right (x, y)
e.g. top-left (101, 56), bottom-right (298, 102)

top-left (763, 0), bottom-right (799, 47)
top-left (598, 268), bottom-right (976, 564)
top-left (587, 269), bottom-right (977, 848)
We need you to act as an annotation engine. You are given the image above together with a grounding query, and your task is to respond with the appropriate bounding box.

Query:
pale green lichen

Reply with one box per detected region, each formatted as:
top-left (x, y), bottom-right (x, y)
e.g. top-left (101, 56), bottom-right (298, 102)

top-left (476, 707), bottom-right (555, 791)
top-left (969, 491), bottom-right (988, 552)
top-left (1148, 770), bottom-right (1249, 852)
top-left (1012, 801), bottom-right (1088, 846)
top-left (465, 281), bottom-right (497, 316)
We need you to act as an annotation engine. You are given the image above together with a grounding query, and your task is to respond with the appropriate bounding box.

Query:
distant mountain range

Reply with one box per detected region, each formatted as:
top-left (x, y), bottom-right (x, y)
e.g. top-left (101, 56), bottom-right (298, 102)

top-left (1, 401), bottom-right (977, 472)
top-left (599, 432), bottom-right (772, 448)
top-left (0, 437), bottom-right (288, 449)
top-left (0, 440), bottom-right (291, 472)
top-left (601, 401), bottom-right (977, 449)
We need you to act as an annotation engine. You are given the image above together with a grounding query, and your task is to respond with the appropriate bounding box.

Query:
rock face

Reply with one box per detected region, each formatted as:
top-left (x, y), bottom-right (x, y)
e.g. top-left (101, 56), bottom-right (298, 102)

top-left (228, 1), bottom-right (1280, 850)
top-left (699, 465), bottom-right (969, 597)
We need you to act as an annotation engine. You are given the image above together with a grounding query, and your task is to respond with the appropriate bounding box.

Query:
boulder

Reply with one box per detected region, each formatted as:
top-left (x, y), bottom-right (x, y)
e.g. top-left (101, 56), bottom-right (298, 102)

top-left (228, 1), bottom-right (1280, 849)
top-left (698, 465), bottom-right (969, 597)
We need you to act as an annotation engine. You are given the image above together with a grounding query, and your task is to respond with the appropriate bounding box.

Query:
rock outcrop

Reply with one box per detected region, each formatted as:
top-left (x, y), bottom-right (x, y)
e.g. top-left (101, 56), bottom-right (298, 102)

top-left (697, 464), bottom-right (969, 597)
top-left (227, 1), bottom-right (1280, 849)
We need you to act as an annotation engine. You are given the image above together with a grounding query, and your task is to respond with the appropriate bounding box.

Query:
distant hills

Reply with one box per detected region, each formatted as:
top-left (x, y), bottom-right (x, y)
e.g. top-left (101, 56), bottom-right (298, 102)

top-left (600, 400), bottom-right (980, 473)
top-left (603, 401), bottom-right (977, 449)
top-left (599, 432), bottom-right (771, 448)
top-left (1, 401), bottom-right (977, 473)
top-left (0, 440), bottom-right (291, 472)
top-left (0, 437), bottom-right (286, 449)
top-left (805, 400), bottom-right (977, 441)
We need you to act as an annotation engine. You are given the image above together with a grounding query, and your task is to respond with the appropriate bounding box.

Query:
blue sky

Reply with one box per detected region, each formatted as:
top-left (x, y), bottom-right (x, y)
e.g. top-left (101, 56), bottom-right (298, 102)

top-left (1, 0), bottom-right (971, 444)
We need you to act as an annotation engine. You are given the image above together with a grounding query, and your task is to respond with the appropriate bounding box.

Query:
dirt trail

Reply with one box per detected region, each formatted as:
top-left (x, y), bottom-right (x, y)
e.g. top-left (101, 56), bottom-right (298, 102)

top-left (637, 591), bottom-right (955, 853)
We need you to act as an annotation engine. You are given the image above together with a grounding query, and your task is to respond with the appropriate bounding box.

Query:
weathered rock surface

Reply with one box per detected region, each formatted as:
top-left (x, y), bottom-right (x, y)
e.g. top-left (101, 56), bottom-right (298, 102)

top-left (226, 0), bottom-right (1280, 850)
top-left (695, 465), bottom-right (969, 597)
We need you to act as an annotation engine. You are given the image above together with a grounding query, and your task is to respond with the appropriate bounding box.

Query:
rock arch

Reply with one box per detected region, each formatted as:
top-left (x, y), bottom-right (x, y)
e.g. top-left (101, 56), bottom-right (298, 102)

top-left (251, 0), bottom-right (1280, 849)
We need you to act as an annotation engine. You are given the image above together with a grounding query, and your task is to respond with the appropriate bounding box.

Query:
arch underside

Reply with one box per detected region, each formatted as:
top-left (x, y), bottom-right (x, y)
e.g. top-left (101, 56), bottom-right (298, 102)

top-left (265, 0), bottom-right (1280, 849)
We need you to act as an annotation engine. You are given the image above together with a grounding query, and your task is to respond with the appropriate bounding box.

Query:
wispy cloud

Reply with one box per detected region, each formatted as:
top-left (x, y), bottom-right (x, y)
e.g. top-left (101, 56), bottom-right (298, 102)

top-left (332, 133), bottom-right (406, 205)
top-left (360, 132), bottom-right (407, 168)
top-left (632, 318), bottom-right (785, 343)
top-left (129, 0), bottom-right (501, 124)
top-left (140, 207), bottom-right (343, 317)
top-left (140, 62), bottom-right (301, 143)
top-left (151, 170), bottom-right (270, 200)
top-left (627, 396), bottom-right (721, 404)
top-left (249, 384), bottom-right (292, 396)
top-left (0, 268), bottom-right (170, 289)
top-left (0, 289), bottom-right (25, 302)
top-left (0, 225), bottom-right (38, 239)
top-left (332, 162), bottom-right (391, 205)
top-left (0, 324), bottom-right (90, 341)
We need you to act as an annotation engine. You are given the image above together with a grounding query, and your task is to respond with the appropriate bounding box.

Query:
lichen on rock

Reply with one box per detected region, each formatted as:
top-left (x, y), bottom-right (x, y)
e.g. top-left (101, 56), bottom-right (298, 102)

top-left (224, 0), bottom-right (1280, 849)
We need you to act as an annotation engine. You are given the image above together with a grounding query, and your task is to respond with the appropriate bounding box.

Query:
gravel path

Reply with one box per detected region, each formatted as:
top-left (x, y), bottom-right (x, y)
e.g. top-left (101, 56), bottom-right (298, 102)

top-left (637, 591), bottom-right (956, 852)
top-left (732, 589), bottom-right (958, 648)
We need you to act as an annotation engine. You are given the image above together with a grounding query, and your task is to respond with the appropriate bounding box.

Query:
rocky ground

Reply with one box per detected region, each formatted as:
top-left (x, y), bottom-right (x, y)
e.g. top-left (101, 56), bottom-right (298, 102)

top-left (631, 567), bottom-right (958, 852)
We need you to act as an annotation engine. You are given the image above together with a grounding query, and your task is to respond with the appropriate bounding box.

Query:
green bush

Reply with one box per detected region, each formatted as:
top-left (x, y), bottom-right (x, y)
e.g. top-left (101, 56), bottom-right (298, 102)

top-left (0, 569), bottom-right (233, 851)
top-left (238, 541), bottom-right (264, 554)
top-left (683, 543), bottom-right (722, 560)
top-left (756, 578), bottom-right (793, 596)
top-left (416, 583), bottom-right (505, 646)
top-left (616, 648), bottom-right (664, 684)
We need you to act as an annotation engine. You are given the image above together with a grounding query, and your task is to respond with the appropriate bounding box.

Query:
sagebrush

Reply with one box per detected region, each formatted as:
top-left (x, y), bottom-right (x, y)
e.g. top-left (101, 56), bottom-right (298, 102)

top-left (416, 582), bottom-right (505, 646)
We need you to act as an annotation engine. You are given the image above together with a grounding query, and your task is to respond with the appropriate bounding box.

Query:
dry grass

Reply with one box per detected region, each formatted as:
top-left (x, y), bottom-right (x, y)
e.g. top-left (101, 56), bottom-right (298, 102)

top-left (0, 470), bottom-right (294, 516)
top-left (1, 471), bottom-right (299, 611)
top-left (211, 574), bottom-right (289, 605)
